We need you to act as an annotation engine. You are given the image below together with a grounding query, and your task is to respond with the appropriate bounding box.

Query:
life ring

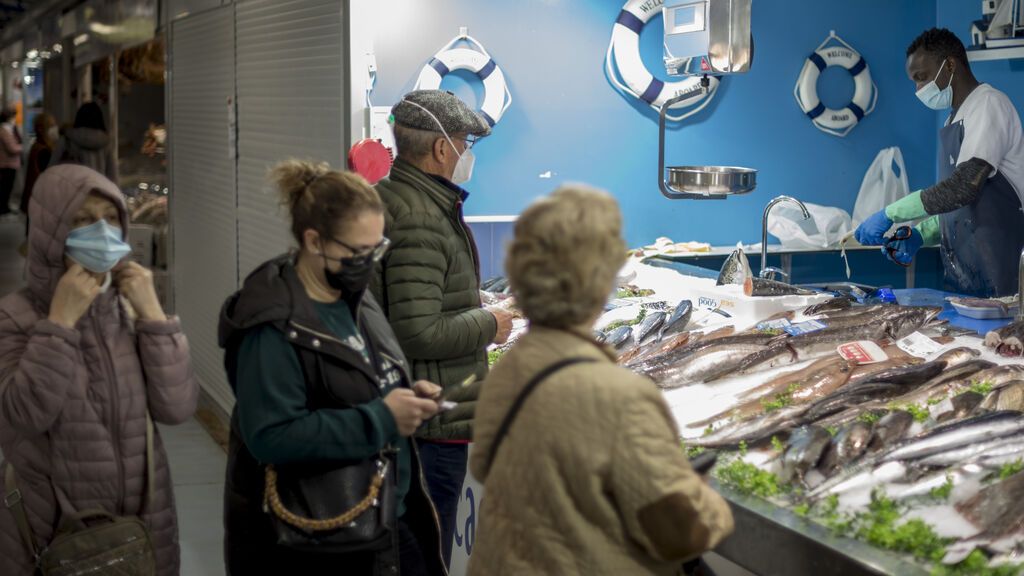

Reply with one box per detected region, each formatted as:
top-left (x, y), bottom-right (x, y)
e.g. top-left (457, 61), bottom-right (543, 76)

top-left (794, 32), bottom-right (878, 137)
top-left (605, 0), bottom-right (720, 121)
top-left (414, 33), bottom-right (512, 127)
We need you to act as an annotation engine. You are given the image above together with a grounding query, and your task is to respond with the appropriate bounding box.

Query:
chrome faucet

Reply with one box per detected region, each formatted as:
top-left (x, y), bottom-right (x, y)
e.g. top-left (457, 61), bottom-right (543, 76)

top-left (761, 195), bottom-right (810, 281)
top-left (1018, 246), bottom-right (1024, 321)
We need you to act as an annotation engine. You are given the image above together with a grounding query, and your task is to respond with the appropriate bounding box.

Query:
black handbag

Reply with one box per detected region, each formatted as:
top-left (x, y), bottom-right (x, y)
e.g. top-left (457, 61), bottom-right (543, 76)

top-left (262, 454), bottom-right (396, 553)
top-left (261, 346), bottom-right (397, 553)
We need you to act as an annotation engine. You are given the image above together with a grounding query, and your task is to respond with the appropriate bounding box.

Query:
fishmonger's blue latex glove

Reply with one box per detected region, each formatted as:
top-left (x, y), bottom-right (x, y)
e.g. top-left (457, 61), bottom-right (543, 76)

top-left (854, 209), bottom-right (893, 246)
top-left (884, 228), bottom-right (924, 265)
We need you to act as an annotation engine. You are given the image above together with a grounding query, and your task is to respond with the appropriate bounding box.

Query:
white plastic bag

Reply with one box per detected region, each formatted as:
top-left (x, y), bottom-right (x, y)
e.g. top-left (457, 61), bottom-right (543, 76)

top-left (767, 202), bottom-right (853, 249)
top-left (852, 147), bottom-right (909, 227)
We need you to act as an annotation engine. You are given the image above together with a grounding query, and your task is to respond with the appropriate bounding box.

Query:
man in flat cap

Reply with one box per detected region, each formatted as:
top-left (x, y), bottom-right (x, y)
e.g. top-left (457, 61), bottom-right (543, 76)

top-left (370, 89), bottom-right (513, 566)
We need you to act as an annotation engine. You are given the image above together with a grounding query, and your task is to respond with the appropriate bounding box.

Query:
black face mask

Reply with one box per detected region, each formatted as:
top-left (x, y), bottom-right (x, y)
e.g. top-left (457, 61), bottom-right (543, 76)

top-left (323, 256), bottom-right (374, 294)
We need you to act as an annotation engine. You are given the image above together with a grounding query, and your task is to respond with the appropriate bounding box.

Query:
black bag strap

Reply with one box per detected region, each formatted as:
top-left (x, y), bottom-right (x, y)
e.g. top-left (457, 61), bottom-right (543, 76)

top-left (486, 357), bottom-right (596, 472)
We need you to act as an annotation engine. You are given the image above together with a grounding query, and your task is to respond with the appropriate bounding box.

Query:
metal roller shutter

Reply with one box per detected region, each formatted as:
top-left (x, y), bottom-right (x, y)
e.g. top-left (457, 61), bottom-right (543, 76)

top-left (169, 5), bottom-right (238, 414)
top-left (235, 0), bottom-right (348, 277)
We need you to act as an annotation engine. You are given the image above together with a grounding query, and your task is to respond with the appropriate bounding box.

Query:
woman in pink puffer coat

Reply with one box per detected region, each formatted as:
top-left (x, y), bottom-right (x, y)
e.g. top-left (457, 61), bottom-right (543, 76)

top-left (0, 164), bottom-right (199, 575)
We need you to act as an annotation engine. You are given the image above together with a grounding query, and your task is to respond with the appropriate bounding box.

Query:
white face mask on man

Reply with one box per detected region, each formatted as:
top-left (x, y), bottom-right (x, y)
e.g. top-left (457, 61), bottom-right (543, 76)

top-left (401, 99), bottom-right (476, 185)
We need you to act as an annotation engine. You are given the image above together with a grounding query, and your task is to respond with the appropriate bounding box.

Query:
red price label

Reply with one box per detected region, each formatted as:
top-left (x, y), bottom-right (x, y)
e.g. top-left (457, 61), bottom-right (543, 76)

top-left (837, 341), bottom-right (888, 365)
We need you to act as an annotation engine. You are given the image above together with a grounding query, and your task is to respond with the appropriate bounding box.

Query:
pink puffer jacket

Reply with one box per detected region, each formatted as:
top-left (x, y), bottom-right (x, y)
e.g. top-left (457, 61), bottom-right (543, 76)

top-left (0, 164), bottom-right (199, 575)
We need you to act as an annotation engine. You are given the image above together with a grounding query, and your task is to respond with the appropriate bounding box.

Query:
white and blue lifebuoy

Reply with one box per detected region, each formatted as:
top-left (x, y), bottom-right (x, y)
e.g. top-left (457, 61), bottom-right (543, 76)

top-left (794, 31), bottom-right (878, 138)
top-left (414, 33), bottom-right (512, 127)
top-left (605, 0), bottom-right (720, 121)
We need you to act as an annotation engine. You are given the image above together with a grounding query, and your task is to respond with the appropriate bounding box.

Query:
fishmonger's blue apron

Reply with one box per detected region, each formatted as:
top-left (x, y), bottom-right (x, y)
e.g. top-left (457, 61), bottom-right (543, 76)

top-left (938, 117), bottom-right (1024, 297)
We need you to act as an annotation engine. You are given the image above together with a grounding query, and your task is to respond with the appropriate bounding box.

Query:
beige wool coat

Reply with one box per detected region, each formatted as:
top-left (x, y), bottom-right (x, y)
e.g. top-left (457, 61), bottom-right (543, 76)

top-left (468, 327), bottom-right (734, 576)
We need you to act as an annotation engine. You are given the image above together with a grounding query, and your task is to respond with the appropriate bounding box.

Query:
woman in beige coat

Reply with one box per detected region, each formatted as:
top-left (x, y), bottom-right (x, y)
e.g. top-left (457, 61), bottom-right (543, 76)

top-left (468, 185), bottom-right (734, 576)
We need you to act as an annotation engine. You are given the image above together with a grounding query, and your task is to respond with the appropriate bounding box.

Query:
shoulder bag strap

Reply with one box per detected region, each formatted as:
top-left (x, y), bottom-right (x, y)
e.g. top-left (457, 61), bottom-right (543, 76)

top-left (144, 411), bottom-right (155, 513)
top-left (4, 462), bottom-right (39, 560)
top-left (485, 357), bottom-right (596, 472)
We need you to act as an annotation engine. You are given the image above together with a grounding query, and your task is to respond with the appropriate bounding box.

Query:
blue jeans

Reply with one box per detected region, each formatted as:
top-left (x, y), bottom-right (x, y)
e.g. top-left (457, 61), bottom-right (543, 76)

top-left (415, 440), bottom-right (468, 568)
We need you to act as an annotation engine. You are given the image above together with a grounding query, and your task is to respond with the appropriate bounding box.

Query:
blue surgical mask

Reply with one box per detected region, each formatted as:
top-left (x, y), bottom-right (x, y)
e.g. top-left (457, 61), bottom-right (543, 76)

top-left (65, 219), bottom-right (131, 273)
top-left (916, 61), bottom-right (955, 110)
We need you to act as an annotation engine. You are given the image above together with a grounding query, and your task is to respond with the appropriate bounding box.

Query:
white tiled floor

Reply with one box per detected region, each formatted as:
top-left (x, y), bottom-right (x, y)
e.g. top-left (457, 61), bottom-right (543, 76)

top-left (160, 418), bottom-right (227, 576)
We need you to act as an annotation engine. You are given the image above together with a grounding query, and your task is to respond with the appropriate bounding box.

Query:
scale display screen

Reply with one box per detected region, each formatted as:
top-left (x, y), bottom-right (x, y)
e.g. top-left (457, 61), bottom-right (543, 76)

top-left (667, 2), bottom-right (706, 34)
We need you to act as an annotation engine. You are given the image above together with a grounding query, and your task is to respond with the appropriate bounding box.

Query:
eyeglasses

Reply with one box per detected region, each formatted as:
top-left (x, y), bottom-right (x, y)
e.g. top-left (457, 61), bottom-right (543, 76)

top-left (330, 236), bottom-right (391, 265)
top-left (459, 135), bottom-right (481, 150)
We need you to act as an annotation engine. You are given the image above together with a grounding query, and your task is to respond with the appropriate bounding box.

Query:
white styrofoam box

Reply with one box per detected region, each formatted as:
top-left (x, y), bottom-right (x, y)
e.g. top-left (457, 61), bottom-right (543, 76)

top-left (686, 283), bottom-right (833, 331)
top-left (129, 224), bottom-right (154, 267)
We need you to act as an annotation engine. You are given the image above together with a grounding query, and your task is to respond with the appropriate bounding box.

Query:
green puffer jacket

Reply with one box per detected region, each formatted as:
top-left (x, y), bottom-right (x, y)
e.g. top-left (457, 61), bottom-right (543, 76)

top-left (371, 158), bottom-right (497, 441)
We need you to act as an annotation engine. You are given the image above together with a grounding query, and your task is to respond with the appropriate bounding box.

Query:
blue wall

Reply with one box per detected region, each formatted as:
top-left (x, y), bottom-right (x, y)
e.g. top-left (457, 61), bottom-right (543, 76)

top-left (936, 0), bottom-right (1024, 179)
top-left (366, 0), bottom-right (937, 248)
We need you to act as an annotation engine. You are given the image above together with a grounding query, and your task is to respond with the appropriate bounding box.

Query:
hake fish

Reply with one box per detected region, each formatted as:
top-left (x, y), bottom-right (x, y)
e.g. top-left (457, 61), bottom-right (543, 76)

top-left (689, 357), bottom-right (853, 429)
top-left (705, 324), bottom-right (893, 382)
top-left (743, 277), bottom-right (817, 297)
top-left (717, 248), bottom-right (752, 286)
top-left (689, 404), bottom-right (809, 448)
top-left (654, 342), bottom-right (771, 389)
top-left (803, 297), bottom-right (853, 316)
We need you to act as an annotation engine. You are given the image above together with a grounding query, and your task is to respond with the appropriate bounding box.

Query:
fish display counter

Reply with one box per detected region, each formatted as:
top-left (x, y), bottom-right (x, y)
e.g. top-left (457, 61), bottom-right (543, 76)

top-left (589, 252), bottom-right (1024, 576)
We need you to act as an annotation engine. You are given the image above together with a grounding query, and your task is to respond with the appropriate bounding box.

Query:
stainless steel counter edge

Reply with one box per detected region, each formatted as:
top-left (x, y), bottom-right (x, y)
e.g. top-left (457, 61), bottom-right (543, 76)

top-left (710, 481), bottom-right (932, 576)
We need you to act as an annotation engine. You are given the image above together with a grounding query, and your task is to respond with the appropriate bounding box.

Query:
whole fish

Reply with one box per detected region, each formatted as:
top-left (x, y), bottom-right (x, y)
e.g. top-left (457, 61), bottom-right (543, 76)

top-left (655, 343), bottom-right (770, 389)
top-left (881, 411), bottom-right (1024, 462)
top-left (802, 382), bottom-right (915, 423)
top-left (878, 359), bottom-right (997, 410)
top-left (808, 460), bottom-right (908, 501)
top-left (934, 391), bottom-right (985, 423)
top-left (605, 326), bottom-right (633, 350)
top-left (996, 381), bottom-right (1024, 412)
top-left (945, 470), bottom-right (1024, 565)
top-left (815, 304), bottom-right (889, 319)
top-left (848, 359), bottom-right (948, 388)
top-left (689, 404), bottom-right (809, 448)
top-left (867, 411), bottom-right (915, 453)
top-left (934, 347), bottom-right (982, 367)
top-left (637, 331), bottom-right (773, 378)
top-left (717, 248), bottom-right (752, 286)
top-left (819, 421), bottom-right (873, 477)
top-left (780, 426), bottom-right (832, 484)
top-left (618, 330), bottom-right (690, 366)
top-left (743, 277), bottom-right (817, 297)
top-left (634, 311), bottom-right (667, 347)
top-left (916, 433), bottom-right (1024, 468)
top-left (803, 297), bottom-right (853, 316)
top-left (706, 324), bottom-right (894, 382)
top-left (968, 365), bottom-right (1024, 392)
top-left (884, 306), bottom-right (945, 340)
top-left (886, 465), bottom-right (979, 502)
top-left (657, 300), bottom-right (693, 342)
top-left (690, 357), bottom-right (853, 429)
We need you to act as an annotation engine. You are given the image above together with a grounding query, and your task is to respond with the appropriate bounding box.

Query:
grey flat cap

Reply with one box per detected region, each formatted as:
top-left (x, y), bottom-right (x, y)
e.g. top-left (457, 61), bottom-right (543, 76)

top-left (391, 90), bottom-right (492, 137)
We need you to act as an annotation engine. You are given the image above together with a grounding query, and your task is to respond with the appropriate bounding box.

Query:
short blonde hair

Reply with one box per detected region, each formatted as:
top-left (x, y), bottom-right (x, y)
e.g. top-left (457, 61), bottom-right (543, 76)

top-left (507, 185), bottom-right (626, 329)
